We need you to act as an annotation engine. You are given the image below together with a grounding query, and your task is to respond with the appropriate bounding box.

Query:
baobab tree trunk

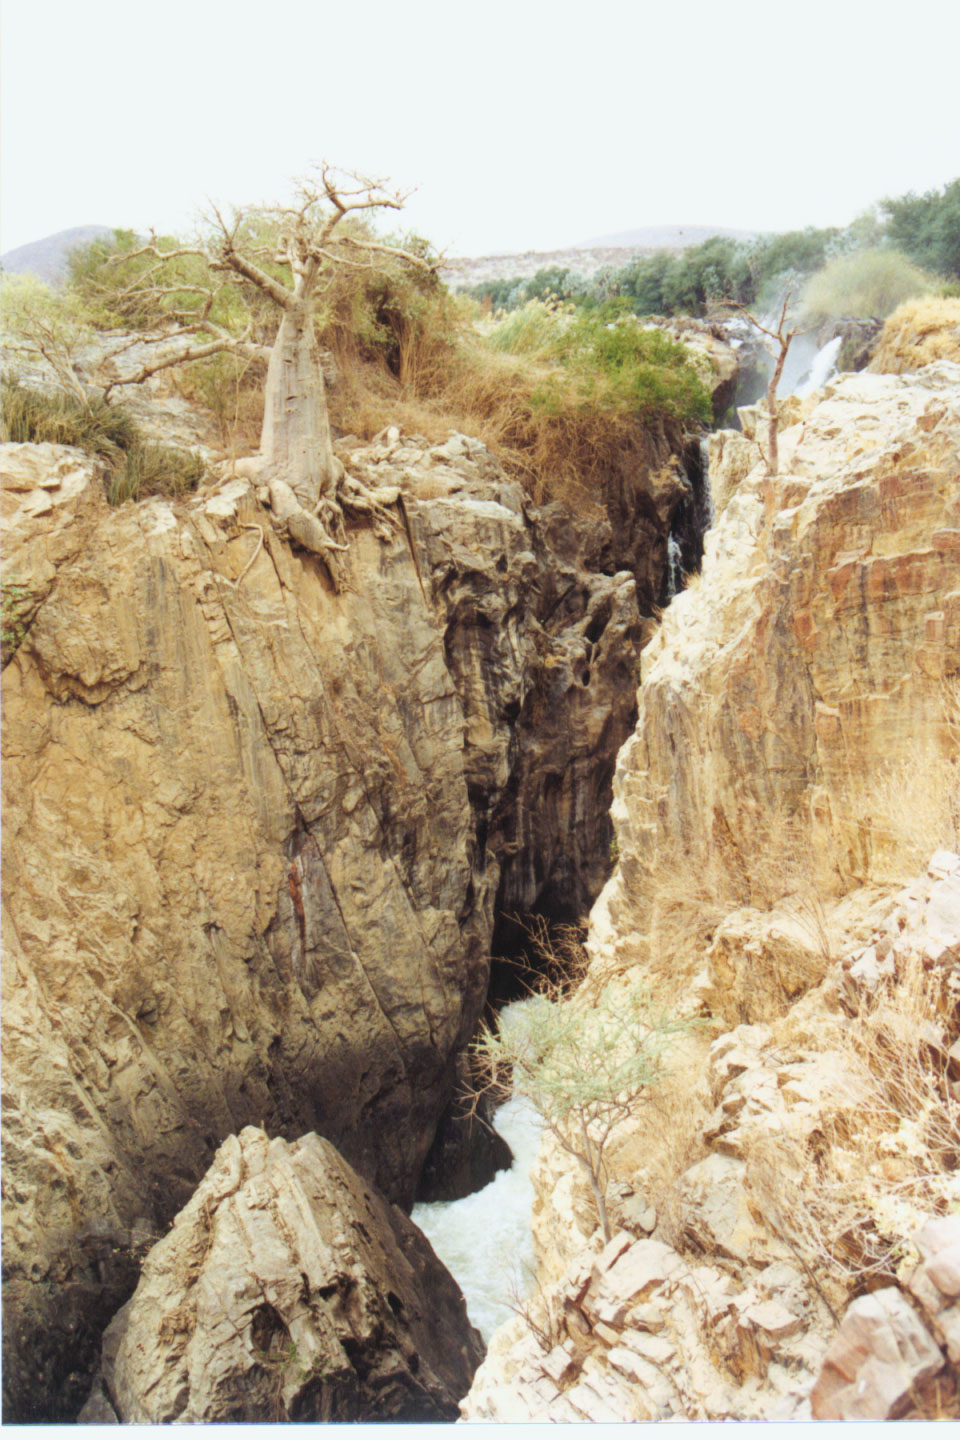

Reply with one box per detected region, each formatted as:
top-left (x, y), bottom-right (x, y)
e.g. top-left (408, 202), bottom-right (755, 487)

top-left (260, 302), bottom-right (336, 508)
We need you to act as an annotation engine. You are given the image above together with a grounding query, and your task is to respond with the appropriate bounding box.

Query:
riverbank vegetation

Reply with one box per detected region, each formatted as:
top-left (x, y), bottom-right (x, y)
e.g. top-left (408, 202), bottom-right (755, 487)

top-left (466, 178), bottom-right (960, 321)
top-left (2, 219), bottom-right (710, 510)
top-left (2, 175), bottom-right (953, 509)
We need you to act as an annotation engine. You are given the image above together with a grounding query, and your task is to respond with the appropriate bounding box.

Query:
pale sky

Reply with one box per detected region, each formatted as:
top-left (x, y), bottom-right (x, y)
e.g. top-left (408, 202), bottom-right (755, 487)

top-left (2, 0), bottom-right (958, 259)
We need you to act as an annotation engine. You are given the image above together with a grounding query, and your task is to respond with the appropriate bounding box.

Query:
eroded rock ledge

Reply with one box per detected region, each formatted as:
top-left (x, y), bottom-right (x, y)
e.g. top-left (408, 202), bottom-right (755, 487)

top-left (462, 361), bottom-right (960, 1423)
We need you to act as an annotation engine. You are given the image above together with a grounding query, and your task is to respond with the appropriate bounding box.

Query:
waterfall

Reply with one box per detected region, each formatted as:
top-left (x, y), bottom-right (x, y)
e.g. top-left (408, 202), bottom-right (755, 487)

top-left (412, 1002), bottom-right (545, 1342)
top-left (793, 334), bottom-right (842, 398)
top-left (665, 531), bottom-right (684, 601)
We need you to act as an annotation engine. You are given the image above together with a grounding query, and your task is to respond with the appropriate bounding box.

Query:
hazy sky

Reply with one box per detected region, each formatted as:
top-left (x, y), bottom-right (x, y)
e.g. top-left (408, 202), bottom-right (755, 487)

top-left (2, 0), bottom-right (958, 258)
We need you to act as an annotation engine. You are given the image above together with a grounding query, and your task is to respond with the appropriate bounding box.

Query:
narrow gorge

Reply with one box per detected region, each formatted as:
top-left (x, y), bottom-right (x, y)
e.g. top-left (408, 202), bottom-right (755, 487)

top-left (0, 343), bottom-right (714, 1418)
top-left (3, 286), bottom-right (959, 1423)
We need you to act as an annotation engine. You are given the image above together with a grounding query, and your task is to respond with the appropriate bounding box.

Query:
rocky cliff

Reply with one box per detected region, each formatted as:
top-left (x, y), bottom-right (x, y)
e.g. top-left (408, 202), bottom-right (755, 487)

top-left (462, 360), bottom-right (960, 1421)
top-left (0, 415), bottom-right (668, 1418)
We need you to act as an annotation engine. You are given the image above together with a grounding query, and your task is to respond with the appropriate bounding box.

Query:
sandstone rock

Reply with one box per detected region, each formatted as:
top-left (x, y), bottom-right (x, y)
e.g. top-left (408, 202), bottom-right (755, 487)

top-left (929, 850), bottom-right (960, 880)
top-left (705, 428), bottom-right (758, 516)
top-left (706, 907), bottom-right (831, 1025)
top-left (678, 1153), bottom-right (785, 1267)
top-left (905, 1214), bottom-right (960, 1363)
top-left (598, 364), bottom-right (960, 971)
top-left (597, 1238), bottom-right (682, 1305)
top-left (810, 1286), bottom-right (944, 1420)
top-left (1, 431), bottom-right (646, 1417)
top-left (90, 1127), bottom-right (482, 1422)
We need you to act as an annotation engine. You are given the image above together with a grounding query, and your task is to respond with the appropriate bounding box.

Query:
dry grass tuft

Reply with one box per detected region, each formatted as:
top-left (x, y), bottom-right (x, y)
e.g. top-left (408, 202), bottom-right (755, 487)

top-left (616, 1051), bottom-right (712, 1248)
top-left (745, 950), bottom-right (960, 1291)
top-left (868, 296), bottom-right (960, 373)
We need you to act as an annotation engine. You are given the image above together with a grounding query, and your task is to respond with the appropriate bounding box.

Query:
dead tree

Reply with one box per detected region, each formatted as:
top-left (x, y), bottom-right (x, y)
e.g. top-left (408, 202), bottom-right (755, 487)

top-left (736, 288), bottom-right (800, 478)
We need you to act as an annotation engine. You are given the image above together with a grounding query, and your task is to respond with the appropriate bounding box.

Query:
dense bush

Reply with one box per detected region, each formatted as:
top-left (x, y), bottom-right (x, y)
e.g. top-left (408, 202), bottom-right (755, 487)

top-left (554, 302), bottom-right (712, 423)
top-left (485, 299), bottom-right (711, 427)
top-left (802, 248), bottom-right (935, 320)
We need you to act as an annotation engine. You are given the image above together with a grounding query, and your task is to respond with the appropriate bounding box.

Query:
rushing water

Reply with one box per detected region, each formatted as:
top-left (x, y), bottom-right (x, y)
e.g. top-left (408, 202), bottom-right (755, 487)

top-left (664, 531), bottom-right (685, 601)
top-left (412, 1003), bottom-right (545, 1342)
top-left (793, 334), bottom-right (842, 398)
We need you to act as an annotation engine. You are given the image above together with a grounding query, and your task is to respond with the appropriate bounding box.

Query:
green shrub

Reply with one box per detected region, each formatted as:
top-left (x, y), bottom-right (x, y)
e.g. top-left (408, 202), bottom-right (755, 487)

top-left (484, 300), bottom-right (711, 428)
top-left (802, 247), bottom-right (936, 320)
top-left (474, 981), bottom-right (696, 1243)
top-left (881, 178), bottom-right (960, 281)
top-left (554, 303), bottom-right (712, 425)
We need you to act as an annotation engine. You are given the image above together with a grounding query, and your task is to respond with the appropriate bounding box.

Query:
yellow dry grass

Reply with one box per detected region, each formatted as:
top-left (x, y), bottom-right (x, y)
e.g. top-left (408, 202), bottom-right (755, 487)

top-left (746, 949), bottom-right (960, 1289)
top-left (322, 332), bottom-right (672, 510)
top-left (610, 1036), bottom-right (712, 1248)
top-left (868, 296), bottom-right (960, 373)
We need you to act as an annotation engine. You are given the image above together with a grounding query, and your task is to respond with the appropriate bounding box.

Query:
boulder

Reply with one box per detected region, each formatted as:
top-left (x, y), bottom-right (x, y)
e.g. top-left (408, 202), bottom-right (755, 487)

top-left (705, 906), bottom-right (831, 1025)
top-left (810, 1286), bottom-right (944, 1419)
top-left (86, 1127), bottom-right (483, 1423)
top-left (905, 1214), bottom-right (960, 1363)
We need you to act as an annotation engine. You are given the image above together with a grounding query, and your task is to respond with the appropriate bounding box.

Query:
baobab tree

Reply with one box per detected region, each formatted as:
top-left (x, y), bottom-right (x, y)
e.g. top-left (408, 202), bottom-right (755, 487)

top-left (83, 165), bottom-right (437, 580)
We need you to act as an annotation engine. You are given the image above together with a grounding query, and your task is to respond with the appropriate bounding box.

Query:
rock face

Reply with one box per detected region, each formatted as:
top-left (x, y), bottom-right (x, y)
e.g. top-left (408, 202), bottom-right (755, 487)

top-left (810, 1286), bottom-right (943, 1421)
top-left (462, 851), bottom-right (960, 1422)
top-left (1, 426), bottom-right (647, 1418)
top-left (596, 362), bottom-right (960, 965)
top-left (462, 361), bottom-right (960, 1424)
top-left (462, 1228), bottom-right (825, 1423)
top-left (83, 1127), bottom-right (482, 1423)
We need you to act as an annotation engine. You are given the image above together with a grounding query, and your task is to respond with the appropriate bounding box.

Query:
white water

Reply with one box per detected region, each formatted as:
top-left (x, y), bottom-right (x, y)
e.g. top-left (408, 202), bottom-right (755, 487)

top-left (412, 1004), bottom-right (545, 1342)
top-left (793, 334), bottom-right (842, 398)
top-left (698, 436), bottom-right (714, 532)
top-left (665, 531), bottom-right (684, 600)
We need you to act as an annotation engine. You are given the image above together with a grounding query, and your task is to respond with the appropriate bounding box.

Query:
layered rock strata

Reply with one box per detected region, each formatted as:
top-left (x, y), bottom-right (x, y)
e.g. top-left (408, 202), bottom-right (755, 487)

top-left (596, 362), bottom-right (960, 964)
top-left (80, 1127), bottom-right (483, 1423)
top-left (1, 424), bottom-right (647, 1418)
top-left (462, 851), bottom-right (960, 1422)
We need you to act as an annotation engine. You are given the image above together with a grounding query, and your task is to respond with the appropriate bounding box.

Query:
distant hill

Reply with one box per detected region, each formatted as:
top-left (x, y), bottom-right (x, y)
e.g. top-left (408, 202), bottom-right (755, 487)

top-left (576, 224), bottom-right (757, 250)
top-left (1, 226), bottom-right (114, 284)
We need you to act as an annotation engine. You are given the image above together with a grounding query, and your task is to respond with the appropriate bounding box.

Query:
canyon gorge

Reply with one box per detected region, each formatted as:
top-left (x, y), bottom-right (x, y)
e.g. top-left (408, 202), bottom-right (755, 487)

top-left (2, 297), bottom-right (959, 1422)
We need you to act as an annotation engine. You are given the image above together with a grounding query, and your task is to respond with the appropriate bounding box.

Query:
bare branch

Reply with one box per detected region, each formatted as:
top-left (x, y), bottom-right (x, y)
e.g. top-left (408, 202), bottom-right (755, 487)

top-left (107, 240), bottom-right (211, 269)
top-left (211, 244), bottom-right (293, 311)
top-left (333, 235), bottom-right (435, 272)
top-left (100, 333), bottom-right (261, 399)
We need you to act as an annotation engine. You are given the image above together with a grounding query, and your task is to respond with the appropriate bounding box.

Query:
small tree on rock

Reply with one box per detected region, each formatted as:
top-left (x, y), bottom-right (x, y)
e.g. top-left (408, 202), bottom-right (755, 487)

top-left (724, 287), bottom-right (800, 479)
top-left (70, 166), bottom-right (438, 584)
top-left (474, 983), bottom-right (693, 1244)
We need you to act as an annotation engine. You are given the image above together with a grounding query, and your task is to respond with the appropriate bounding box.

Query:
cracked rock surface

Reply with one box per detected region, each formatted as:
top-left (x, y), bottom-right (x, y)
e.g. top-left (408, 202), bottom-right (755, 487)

top-left (1, 427), bottom-right (647, 1419)
top-left (79, 1127), bottom-right (483, 1423)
